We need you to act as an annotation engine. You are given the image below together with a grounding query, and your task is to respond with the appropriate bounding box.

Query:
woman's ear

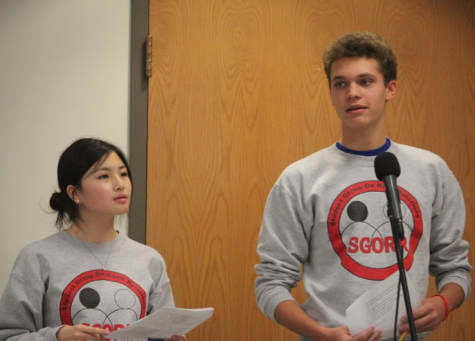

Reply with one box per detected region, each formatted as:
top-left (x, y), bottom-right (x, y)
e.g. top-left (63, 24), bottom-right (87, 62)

top-left (67, 185), bottom-right (79, 203)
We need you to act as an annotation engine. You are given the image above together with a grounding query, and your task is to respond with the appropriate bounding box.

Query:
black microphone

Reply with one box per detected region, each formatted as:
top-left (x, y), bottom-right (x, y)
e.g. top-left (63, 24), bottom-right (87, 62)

top-left (374, 152), bottom-right (404, 238)
top-left (375, 152), bottom-right (418, 341)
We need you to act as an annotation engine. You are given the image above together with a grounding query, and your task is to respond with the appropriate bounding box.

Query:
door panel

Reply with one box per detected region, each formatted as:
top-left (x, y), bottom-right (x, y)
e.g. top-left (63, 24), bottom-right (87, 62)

top-left (147, 1), bottom-right (475, 340)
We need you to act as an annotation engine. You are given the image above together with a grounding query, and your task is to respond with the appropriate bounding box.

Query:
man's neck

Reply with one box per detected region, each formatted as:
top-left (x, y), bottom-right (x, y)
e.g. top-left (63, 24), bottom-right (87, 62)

top-left (340, 127), bottom-right (387, 151)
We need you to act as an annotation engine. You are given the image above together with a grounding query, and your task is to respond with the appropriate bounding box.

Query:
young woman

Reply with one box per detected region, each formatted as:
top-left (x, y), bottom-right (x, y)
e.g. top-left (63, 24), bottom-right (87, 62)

top-left (0, 138), bottom-right (185, 341)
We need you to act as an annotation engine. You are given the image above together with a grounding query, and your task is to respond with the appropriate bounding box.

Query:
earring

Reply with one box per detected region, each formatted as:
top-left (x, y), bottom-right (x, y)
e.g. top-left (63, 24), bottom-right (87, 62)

top-left (76, 199), bottom-right (80, 203)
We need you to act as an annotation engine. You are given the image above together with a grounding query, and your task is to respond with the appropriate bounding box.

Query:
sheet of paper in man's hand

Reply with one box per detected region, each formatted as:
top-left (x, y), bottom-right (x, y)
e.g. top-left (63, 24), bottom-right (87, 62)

top-left (108, 307), bottom-right (214, 340)
top-left (346, 271), bottom-right (421, 340)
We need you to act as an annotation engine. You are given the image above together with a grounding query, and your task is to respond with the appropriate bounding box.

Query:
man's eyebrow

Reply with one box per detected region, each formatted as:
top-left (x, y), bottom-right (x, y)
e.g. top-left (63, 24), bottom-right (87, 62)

top-left (331, 75), bottom-right (346, 81)
top-left (356, 72), bottom-right (375, 78)
top-left (331, 73), bottom-right (375, 82)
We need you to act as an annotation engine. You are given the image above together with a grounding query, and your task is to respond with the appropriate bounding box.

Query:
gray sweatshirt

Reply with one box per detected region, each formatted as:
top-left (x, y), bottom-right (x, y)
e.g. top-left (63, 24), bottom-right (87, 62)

top-left (255, 141), bottom-right (471, 341)
top-left (0, 231), bottom-right (174, 341)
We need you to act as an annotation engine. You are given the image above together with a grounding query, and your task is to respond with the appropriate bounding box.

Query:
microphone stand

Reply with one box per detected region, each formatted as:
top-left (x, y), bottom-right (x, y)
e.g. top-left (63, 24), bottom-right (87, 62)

top-left (389, 213), bottom-right (418, 341)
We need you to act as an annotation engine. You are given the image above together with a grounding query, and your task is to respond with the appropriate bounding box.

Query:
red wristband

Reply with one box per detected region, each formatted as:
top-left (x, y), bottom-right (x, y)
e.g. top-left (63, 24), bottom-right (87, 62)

top-left (432, 294), bottom-right (449, 321)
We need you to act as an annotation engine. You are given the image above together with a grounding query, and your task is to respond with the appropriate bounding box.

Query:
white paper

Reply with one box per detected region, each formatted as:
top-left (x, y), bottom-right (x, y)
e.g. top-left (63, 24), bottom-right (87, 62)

top-left (107, 307), bottom-right (214, 340)
top-left (346, 271), bottom-right (421, 340)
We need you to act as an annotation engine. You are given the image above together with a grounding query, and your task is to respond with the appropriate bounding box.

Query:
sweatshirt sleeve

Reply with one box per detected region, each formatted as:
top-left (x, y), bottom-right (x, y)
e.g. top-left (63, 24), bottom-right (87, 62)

top-left (147, 252), bottom-right (175, 314)
top-left (254, 182), bottom-right (312, 321)
top-left (0, 253), bottom-right (61, 341)
top-left (429, 163), bottom-right (472, 300)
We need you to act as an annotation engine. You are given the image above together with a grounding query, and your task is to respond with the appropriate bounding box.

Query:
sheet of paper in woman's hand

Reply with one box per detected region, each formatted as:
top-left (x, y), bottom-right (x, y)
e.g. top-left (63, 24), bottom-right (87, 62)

top-left (108, 307), bottom-right (214, 340)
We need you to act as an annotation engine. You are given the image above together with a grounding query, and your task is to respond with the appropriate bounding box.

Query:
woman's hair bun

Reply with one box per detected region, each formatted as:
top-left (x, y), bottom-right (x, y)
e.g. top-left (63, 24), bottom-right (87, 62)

top-left (49, 192), bottom-right (64, 211)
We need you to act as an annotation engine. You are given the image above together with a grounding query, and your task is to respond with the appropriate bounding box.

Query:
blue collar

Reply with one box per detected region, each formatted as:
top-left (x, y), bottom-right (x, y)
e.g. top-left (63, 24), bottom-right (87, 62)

top-left (336, 138), bottom-right (391, 156)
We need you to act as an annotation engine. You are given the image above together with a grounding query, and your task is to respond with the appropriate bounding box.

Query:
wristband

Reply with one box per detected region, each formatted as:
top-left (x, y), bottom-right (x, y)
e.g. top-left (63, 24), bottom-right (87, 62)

top-left (432, 294), bottom-right (449, 320)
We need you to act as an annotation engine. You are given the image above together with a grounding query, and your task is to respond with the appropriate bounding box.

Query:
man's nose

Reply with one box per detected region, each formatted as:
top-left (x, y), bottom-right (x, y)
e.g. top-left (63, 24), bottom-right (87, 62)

top-left (347, 83), bottom-right (361, 100)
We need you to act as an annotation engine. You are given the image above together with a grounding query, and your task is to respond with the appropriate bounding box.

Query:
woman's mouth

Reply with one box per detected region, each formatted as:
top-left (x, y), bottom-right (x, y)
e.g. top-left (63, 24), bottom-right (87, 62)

top-left (114, 195), bottom-right (128, 203)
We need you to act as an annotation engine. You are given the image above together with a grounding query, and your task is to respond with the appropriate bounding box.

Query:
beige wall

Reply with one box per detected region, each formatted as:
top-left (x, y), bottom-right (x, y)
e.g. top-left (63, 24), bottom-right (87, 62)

top-left (0, 0), bottom-right (130, 294)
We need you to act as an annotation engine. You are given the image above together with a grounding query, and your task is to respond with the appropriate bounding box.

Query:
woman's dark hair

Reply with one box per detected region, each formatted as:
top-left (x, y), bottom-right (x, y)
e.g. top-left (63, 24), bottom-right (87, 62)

top-left (323, 31), bottom-right (397, 87)
top-left (49, 138), bottom-right (132, 229)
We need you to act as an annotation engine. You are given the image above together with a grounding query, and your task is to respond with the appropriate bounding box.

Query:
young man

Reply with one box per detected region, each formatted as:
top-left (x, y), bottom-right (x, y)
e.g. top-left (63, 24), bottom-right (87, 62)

top-left (254, 32), bottom-right (471, 341)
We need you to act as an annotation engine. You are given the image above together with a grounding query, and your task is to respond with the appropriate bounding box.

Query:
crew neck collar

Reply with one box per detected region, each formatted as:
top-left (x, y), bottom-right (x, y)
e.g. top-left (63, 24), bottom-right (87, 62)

top-left (335, 137), bottom-right (391, 157)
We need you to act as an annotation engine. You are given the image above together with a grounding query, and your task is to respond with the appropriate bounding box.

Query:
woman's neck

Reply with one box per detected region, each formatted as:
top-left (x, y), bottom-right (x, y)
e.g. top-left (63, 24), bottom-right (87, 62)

top-left (68, 215), bottom-right (117, 243)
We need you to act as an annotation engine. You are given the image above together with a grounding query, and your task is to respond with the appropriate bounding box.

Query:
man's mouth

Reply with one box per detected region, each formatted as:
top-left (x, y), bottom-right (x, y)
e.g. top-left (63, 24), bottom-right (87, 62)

top-left (346, 105), bottom-right (367, 113)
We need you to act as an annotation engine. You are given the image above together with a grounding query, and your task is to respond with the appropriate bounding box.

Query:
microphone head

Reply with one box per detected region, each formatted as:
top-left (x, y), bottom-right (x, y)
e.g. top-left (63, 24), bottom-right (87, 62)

top-left (374, 152), bottom-right (401, 180)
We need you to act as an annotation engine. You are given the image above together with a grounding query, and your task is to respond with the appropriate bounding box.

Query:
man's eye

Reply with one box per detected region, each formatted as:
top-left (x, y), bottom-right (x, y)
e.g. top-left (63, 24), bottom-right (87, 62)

top-left (333, 82), bottom-right (345, 88)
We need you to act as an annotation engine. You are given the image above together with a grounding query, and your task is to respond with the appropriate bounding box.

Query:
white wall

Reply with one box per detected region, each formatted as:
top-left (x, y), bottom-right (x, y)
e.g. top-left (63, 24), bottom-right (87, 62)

top-left (0, 0), bottom-right (131, 294)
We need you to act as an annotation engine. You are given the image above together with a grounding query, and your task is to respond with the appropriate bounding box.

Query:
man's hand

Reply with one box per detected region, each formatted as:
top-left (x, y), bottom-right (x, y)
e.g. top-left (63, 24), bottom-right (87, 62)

top-left (320, 325), bottom-right (381, 341)
top-left (398, 296), bottom-right (445, 334)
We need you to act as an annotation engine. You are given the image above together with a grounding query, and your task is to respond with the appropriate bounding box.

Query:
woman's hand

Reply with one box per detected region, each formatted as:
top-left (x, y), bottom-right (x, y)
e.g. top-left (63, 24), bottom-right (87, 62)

top-left (165, 335), bottom-right (186, 341)
top-left (56, 325), bottom-right (109, 341)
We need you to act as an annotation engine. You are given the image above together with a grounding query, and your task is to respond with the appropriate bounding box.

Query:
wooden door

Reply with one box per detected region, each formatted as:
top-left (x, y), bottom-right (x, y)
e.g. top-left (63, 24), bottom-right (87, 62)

top-left (147, 1), bottom-right (475, 340)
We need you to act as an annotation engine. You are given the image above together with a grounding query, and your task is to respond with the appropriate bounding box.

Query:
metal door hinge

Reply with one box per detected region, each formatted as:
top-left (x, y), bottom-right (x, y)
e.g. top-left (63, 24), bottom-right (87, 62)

top-left (145, 36), bottom-right (152, 78)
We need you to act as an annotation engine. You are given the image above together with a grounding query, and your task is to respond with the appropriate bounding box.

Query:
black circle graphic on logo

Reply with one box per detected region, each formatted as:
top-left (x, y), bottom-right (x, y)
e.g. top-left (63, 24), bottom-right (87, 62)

top-left (347, 201), bottom-right (368, 222)
top-left (79, 288), bottom-right (101, 309)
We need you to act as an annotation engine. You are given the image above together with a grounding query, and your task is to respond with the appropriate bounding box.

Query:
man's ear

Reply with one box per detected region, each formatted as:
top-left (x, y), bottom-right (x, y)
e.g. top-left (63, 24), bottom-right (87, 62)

top-left (385, 80), bottom-right (397, 101)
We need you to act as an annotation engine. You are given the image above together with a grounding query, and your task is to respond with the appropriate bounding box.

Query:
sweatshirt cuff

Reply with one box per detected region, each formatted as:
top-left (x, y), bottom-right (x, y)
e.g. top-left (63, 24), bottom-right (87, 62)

top-left (263, 292), bottom-right (297, 322)
top-left (437, 274), bottom-right (471, 302)
top-left (50, 326), bottom-right (64, 341)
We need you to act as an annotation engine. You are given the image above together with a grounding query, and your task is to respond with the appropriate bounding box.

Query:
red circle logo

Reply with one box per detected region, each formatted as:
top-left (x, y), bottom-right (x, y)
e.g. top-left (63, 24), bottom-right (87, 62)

top-left (328, 181), bottom-right (423, 280)
top-left (60, 270), bottom-right (147, 329)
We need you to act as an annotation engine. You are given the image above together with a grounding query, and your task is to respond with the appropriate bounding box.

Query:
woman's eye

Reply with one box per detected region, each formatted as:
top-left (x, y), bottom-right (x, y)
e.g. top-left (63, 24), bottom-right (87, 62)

top-left (121, 172), bottom-right (129, 177)
top-left (98, 174), bottom-right (109, 179)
